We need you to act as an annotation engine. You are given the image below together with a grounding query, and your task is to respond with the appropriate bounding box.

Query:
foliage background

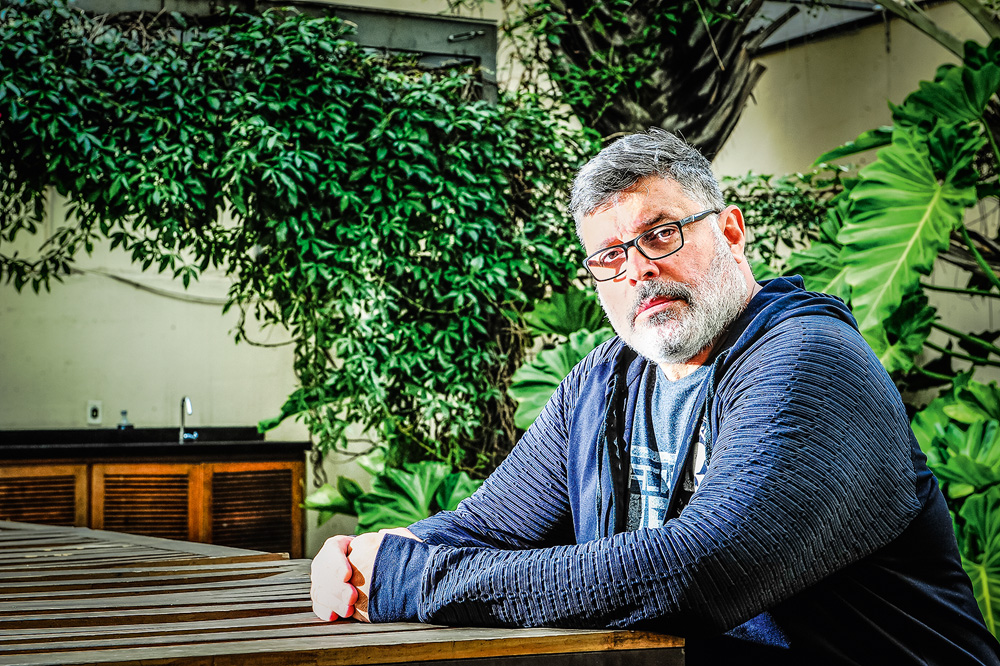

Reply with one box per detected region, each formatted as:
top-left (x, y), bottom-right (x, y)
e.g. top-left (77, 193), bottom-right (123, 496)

top-left (0, 0), bottom-right (588, 476)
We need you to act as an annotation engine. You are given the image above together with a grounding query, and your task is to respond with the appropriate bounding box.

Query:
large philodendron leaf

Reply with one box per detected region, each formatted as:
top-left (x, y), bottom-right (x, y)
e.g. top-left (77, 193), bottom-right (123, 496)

top-left (434, 471), bottom-right (483, 512)
top-left (813, 127), bottom-right (893, 165)
top-left (911, 373), bottom-right (983, 452)
top-left (785, 184), bottom-right (853, 301)
top-left (892, 59), bottom-right (1000, 130)
top-left (946, 380), bottom-right (1000, 424)
top-left (303, 479), bottom-right (358, 526)
top-left (868, 289), bottom-right (937, 374)
top-left (837, 124), bottom-right (982, 339)
top-left (959, 485), bottom-right (1000, 635)
top-left (784, 241), bottom-right (851, 302)
top-left (524, 287), bottom-right (608, 337)
top-left (509, 327), bottom-right (615, 429)
top-left (927, 420), bottom-right (1000, 498)
top-left (354, 461), bottom-right (453, 533)
top-left (303, 460), bottom-right (481, 531)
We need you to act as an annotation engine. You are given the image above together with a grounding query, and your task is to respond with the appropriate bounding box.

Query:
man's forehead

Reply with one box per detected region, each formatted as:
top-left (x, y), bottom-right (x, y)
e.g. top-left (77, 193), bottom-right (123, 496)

top-left (585, 178), bottom-right (695, 228)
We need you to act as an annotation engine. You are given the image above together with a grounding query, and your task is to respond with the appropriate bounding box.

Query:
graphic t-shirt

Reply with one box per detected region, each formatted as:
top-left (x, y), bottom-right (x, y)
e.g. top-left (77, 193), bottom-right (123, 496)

top-left (626, 363), bottom-right (710, 531)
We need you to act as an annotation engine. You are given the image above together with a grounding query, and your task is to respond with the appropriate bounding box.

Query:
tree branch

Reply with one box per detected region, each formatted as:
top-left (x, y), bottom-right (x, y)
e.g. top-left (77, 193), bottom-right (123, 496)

top-left (880, 0), bottom-right (964, 57)
top-left (952, 0), bottom-right (1000, 40)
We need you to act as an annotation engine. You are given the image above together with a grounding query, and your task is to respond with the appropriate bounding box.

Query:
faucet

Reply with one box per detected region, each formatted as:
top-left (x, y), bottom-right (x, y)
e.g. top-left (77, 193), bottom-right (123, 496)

top-left (180, 396), bottom-right (192, 443)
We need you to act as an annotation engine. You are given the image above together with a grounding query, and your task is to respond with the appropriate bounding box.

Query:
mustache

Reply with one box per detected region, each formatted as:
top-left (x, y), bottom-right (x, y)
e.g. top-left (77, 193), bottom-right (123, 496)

top-left (628, 280), bottom-right (694, 324)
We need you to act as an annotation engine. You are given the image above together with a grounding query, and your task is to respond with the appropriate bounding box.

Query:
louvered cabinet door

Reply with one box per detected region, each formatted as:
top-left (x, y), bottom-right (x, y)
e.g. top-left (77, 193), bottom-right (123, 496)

top-left (91, 463), bottom-right (202, 541)
top-left (90, 461), bottom-right (303, 555)
top-left (206, 461), bottom-right (304, 558)
top-left (0, 465), bottom-right (88, 526)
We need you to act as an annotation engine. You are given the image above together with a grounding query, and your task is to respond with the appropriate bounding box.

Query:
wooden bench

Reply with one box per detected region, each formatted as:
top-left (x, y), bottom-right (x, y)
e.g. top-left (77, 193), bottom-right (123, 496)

top-left (0, 520), bottom-right (684, 665)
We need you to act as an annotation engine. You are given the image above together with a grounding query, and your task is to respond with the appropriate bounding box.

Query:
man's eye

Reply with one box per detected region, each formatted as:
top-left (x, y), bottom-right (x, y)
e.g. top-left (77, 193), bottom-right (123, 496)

top-left (650, 226), bottom-right (677, 242)
top-left (597, 248), bottom-right (625, 266)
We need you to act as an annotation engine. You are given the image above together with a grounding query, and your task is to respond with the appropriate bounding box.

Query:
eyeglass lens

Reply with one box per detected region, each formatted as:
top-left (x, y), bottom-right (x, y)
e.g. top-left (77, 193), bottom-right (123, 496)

top-left (585, 223), bottom-right (683, 280)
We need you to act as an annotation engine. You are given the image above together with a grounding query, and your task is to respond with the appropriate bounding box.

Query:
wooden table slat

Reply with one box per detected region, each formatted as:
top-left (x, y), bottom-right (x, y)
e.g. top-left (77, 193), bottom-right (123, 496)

top-left (2, 567), bottom-right (300, 593)
top-left (0, 557), bottom-right (292, 584)
top-left (0, 620), bottom-right (438, 654)
top-left (0, 584), bottom-right (311, 611)
top-left (0, 612), bottom-right (329, 640)
top-left (0, 521), bottom-right (683, 665)
top-left (0, 625), bottom-right (683, 666)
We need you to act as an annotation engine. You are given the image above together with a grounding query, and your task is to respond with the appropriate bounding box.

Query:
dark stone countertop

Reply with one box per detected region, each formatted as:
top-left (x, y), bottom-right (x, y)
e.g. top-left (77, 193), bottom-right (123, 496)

top-left (0, 427), bottom-right (311, 460)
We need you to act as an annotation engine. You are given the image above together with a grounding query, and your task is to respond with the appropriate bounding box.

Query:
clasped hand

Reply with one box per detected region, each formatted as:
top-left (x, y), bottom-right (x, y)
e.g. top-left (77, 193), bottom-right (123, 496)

top-left (310, 527), bottom-right (417, 623)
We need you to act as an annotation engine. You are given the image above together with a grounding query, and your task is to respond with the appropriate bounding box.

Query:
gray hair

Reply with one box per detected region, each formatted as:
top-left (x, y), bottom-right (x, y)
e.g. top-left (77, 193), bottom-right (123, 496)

top-left (570, 128), bottom-right (725, 237)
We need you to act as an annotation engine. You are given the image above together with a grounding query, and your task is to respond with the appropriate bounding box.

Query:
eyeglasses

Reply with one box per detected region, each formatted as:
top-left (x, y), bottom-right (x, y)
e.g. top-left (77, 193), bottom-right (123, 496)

top-left (582, 210), bottom-right (719, 282)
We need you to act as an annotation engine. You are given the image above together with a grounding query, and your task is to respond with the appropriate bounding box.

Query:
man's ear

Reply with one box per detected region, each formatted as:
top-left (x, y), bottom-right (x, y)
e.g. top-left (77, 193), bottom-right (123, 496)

top-left (720, 206), bottom-right (748, 264)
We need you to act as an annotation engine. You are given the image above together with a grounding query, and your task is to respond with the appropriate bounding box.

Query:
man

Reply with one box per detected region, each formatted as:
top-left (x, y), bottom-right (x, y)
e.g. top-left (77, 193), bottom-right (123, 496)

top-left (311, 129), bottom-right (1000, 664)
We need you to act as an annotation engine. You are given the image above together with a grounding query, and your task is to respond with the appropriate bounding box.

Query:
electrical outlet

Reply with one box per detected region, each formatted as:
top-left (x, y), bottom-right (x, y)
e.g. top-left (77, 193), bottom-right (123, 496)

top-left (87, 400), bottom-right (102, 425)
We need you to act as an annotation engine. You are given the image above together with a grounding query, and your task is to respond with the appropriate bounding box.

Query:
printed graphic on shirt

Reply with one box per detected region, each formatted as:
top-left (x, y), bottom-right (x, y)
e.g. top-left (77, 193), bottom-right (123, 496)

top-left (627, 363), bottom-right (712, 531)
top-left (630, 443), bottom-right (679, 529)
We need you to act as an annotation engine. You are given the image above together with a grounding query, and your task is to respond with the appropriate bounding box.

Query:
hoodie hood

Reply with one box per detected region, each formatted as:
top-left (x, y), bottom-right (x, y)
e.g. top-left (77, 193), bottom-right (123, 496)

top-left (715, 275), bottom-right (857, 362)
top-left (623, 275), bottom-right (857, 387)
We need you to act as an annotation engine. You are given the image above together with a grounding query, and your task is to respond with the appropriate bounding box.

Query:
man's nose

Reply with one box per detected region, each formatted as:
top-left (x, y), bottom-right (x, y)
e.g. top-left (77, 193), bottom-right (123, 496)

top-left (622, 246), bottom-right (660, 284)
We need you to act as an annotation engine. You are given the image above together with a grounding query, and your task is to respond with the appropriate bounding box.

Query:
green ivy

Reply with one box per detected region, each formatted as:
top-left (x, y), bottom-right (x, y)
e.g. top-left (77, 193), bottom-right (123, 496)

top-left (721, 170), bottom-right (844, 279)
top-left (0, 0), bottom-right (589, 476)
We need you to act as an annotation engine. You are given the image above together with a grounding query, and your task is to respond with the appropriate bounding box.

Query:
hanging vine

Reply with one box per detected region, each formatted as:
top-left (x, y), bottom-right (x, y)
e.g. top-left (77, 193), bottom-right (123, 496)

top-left (0, 0), bottom-right (589, 476)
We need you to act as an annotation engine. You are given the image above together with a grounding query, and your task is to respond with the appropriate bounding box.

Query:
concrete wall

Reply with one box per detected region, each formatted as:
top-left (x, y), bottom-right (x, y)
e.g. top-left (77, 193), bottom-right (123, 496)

top-left (1, 1), bottom-right (996, 556)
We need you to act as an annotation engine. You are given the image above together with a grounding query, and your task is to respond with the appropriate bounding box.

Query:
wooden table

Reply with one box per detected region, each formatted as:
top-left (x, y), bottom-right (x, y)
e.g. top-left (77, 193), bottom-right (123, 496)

top-left (0, 521), bottom-right (684, 665)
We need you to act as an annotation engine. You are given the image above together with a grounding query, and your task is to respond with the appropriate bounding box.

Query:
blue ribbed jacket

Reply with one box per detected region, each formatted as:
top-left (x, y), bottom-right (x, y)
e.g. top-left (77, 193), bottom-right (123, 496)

top-left (370, 277), bottom-right (1000, 664)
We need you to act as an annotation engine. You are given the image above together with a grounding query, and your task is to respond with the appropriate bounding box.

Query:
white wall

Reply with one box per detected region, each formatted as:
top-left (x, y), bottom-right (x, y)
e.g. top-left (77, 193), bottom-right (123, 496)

top-left (0, 192), bottom-right (304, 434)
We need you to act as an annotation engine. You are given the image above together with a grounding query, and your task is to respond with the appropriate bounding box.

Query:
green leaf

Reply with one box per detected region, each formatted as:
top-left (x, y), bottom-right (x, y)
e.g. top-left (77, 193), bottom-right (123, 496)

top-left (509, 328), bottom-right (614, 429)
top-left (433, 471), bottom-right (483, 511)
top-left (837, 124), bottom-right (982, 338)
top-left (336, 475), bottom-right (364, 503)
top-left (783, 241), bottom-right (851, 302)
top-left (354, 461), bottom-right (452, 533)
top-left (523, 287), bottom-right (608, 337)
top-left (352, 427), bottom-right (389, 465)
top-left (893, 62), bottom-right (1000, 129)
top-left (912, 393), bottom-right (957, 454)
top-left (812, 126), bottom-right (893, 165)
top-left (869, 289), bottom-right (937, 373)
top-left (959, 485), bottom-right (1000, 635)
top-left (927, 420), bottom-right (1000, 490)
top-left (302, 483), bottom-right (356, 520)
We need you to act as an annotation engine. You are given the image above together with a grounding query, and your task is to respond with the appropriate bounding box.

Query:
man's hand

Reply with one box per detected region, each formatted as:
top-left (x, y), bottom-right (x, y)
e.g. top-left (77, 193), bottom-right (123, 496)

top-left (310, 535), bottom-right (359, 622)
top-left (347, 528), bottom-right (419, 623)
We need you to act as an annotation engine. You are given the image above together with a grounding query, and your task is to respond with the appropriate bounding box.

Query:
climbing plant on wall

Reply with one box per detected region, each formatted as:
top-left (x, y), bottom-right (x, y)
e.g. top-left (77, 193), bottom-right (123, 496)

top-left (451, 0), bottom-right (795, 157)
top-left (0, 0), bottom-right (588, 476)
top-left (517, 0), bottom-right (795, 157)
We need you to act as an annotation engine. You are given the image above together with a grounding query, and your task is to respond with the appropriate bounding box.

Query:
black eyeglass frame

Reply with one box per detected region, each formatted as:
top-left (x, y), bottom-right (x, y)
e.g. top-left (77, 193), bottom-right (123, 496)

top-left (582, 209), bottom-right (721, 282)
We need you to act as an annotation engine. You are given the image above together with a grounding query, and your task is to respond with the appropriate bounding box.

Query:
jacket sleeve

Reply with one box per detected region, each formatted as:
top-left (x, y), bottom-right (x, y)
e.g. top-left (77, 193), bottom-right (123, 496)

top-left (374, 317), bottom-right (923, 633)
top-left (404, 346), bottom-right (595, 550)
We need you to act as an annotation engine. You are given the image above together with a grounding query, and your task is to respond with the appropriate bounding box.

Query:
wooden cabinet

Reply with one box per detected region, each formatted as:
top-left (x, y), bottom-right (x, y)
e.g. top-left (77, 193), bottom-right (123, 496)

top-left (0, 464), bottom-right (88, 527)
top-left (1, 460), bottom-right (304, 557)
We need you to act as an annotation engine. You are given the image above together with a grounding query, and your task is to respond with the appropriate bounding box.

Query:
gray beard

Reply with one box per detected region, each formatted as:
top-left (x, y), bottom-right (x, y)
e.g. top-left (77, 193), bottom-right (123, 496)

top-left (604, 237), bottom-right (749, 365)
